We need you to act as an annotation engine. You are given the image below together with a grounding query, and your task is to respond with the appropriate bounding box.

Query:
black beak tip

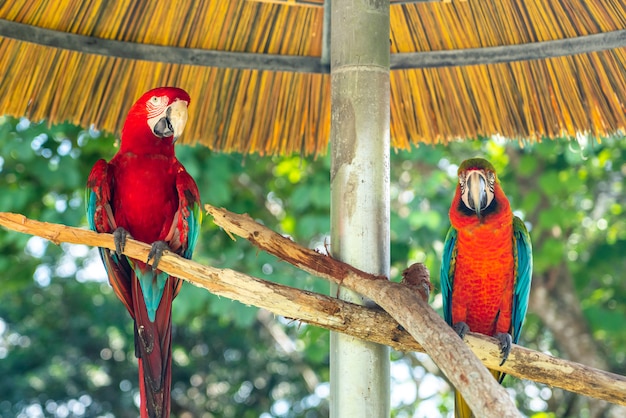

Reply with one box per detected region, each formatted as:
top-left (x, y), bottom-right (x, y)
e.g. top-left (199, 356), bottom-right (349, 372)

top-left (153, 116), bottom-right (174, 138)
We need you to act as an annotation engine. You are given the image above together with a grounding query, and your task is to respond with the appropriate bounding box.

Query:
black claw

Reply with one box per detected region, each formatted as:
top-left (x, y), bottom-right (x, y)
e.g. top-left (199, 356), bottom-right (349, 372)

top-left (453, 322), bottom-right (470, 340)
top-left (496, 332), bottom-right (513, 366)
top-left (113, 228), bottom-right (130, 256)
top-left (147, 241), bottom-right (170, 270)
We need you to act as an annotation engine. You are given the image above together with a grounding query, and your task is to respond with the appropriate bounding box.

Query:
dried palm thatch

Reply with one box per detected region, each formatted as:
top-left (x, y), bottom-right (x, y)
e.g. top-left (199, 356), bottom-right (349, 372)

top-left (0, 0), bottom-right (625, 155)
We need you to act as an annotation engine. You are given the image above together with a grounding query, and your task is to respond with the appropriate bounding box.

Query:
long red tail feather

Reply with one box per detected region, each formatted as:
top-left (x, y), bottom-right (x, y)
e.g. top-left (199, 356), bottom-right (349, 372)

top-left (132, 271), bottom-right (177, 418)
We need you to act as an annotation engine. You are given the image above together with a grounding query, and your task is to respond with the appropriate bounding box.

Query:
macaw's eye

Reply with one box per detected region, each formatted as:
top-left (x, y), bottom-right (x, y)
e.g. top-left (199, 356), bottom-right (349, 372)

top-left (151, 96), bottom-right (160, 104)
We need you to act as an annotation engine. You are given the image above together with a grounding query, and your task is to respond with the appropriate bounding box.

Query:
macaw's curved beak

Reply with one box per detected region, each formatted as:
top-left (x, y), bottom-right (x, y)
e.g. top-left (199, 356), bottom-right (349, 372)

top-left (153, 99), bottom-right (188, 141)
top-left (466, 171), bottom-right (488, 218)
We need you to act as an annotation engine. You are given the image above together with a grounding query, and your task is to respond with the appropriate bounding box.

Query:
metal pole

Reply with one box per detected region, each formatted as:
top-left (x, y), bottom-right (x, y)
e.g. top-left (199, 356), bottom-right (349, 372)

top-left (329, 0), bottom-right (390, 416)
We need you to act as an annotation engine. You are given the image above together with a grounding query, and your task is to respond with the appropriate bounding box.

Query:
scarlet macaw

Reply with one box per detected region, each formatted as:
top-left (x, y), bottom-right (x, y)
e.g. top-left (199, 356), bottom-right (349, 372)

top-left (87, 87), bottom-right (201, 418)
top-left (440, 158), bottom-right (532, 417)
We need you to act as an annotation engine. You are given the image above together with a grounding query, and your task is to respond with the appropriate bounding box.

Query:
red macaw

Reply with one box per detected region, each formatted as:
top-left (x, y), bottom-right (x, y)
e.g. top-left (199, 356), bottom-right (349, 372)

top-left (87, 87), bottom-right (201, 418)
top-left (440, 158), bottom-right (532, 418)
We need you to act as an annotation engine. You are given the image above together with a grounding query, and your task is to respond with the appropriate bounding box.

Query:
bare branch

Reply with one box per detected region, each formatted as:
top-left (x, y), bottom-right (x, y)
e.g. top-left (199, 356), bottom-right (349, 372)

top-left (0, 212), bottom-right (413, 348)
top-left (203, 205), bottom-right (626, 409)
top-left (1, 211), bottom-right (626, 408)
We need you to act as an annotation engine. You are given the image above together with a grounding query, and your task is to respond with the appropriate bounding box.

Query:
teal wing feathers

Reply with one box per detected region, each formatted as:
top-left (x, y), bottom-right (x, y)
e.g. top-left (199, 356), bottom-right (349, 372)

top-left (86, 159), bottom-right (115, 234)
top-left (168, 168), bottom-right (202, 260)
top-left (440, 226), bottom-right (458, 326)
top-left (511, 216), bottom-right (533, 344)
top-left (86, 159), bottom-right (134, 316)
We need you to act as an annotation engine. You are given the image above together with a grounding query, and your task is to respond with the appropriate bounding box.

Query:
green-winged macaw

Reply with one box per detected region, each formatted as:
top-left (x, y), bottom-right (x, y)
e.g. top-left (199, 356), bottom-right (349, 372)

top-left (87, 87), bottom-right (201, 418)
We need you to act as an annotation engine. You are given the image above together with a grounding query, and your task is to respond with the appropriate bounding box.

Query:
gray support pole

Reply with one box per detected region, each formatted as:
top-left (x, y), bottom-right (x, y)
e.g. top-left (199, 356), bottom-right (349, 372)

top-left (329, 0), bottom-right (390, 416)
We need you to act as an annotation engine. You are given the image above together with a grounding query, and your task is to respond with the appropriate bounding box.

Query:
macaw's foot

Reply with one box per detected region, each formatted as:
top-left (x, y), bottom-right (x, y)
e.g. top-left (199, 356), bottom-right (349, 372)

top-left (452, 322), bottom-right (470, 340)
top-left (495, 332), bottom-right (513, 366)
top-left (147, 240), bottom-right (170, 270)
top-left (113, 227), bottom-right (131, 256)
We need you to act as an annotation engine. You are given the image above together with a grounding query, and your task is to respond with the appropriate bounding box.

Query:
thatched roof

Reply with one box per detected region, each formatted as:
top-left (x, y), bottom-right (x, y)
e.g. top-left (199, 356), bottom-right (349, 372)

top-left (1, 0), bottom-right (625, 155)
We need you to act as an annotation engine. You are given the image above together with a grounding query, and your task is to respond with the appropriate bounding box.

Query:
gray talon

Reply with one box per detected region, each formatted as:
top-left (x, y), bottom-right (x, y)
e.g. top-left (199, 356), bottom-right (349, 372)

top-left (147, 240), bottom-right (170, 270)
top-left (496, 332), bottom-right (513, 366)
top-left (113, 228), bottom-right (130, 256)
top-left (453, 322), bottom-right (470, 339)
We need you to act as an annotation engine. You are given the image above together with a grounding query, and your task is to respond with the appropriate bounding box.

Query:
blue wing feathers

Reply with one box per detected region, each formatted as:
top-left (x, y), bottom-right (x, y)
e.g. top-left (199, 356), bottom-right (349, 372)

top-left (183, 202), bottom-right (202, 260)
top-left (440, 227), bottom-right (457, 326)
top-left (87, 190), bottom-right (97, 231)
top-left (512, 216), bottom-right (533, 344)
top-left (175, 169), bottom-right (202, 260)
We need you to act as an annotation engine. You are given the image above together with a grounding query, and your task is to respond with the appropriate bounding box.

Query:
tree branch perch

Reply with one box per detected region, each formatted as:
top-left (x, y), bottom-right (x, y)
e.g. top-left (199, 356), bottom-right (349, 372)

top-left (1, 210), bottom-right (625, 409)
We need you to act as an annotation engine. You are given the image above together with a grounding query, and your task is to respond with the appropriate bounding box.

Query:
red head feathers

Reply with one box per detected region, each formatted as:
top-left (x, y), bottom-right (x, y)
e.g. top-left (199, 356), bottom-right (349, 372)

top-left (120, 87), bottom-right (191, 155)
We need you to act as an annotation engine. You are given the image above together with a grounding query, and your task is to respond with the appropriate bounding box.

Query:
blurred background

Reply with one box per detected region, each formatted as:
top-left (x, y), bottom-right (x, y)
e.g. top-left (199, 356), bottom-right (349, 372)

top-left (1, 116), bottom-right (625, 417)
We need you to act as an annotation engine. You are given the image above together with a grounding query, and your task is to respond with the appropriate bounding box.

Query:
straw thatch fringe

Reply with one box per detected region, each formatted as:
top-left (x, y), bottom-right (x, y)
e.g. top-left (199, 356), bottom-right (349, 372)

top-left (1, 0), bottom-right (625, 155)
top-left (391, 50), bottom-right (626, 146)
top-left (0, 37), bottom-right (331, 155)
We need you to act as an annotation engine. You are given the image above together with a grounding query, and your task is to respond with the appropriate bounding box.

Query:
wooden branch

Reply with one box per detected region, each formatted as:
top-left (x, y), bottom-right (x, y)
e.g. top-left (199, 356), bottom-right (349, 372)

top-left (1, 211), bottom-right (626, 408)
top-left (204, 205), bottom-right (626, 408)
top-left (0, 212), bottom-right (415, 349)
top-left (206, 205), bottom-right (521, 416)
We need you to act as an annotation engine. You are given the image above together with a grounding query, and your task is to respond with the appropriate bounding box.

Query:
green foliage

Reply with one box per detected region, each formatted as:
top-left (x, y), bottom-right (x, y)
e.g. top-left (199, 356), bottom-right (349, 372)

top-left (1, 115), bottom-right (625, 417)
